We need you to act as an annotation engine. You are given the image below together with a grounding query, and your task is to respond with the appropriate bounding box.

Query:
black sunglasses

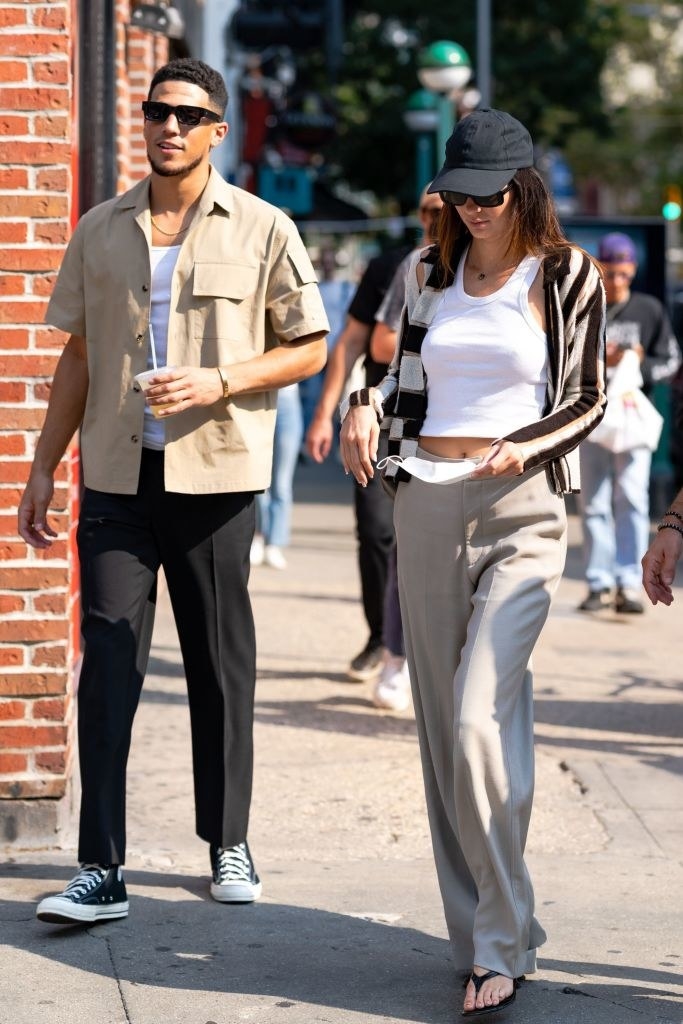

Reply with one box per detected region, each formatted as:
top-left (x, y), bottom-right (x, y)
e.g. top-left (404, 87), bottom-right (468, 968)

top-left (439, 184), bottom-right (512, 208)
top-left (142, 100), bottom-right (222, 127)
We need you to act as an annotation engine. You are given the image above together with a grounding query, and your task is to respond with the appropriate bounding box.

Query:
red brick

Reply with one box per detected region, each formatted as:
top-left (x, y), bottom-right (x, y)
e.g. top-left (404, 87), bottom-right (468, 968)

top-left (0, 567), bottom-right (68, 589)
top-left (0, 648), bottom-right (25, 667)
top-left (35, 749), bottom-right (67, 773)
top-left (0, 700), bottom-right (25, 720)
top-left (33, 8), bottom-right (68, 31)
top-left (0, 223), bottom-right (28, 244)
top-left (0, 541), bottom-right (28, 559)
top-left (0, 301), bottom-right (48, 325)
top-left (0, 381), bottom-right (26, 400)
top-left (0, 723), bottom-right (67, 747)
top-left (34, 539), bottom-right (68, 560)
top-left (35, 168), bottom-right (68, 191)
top-left (33, 274), bottom-right (58, 296)
top-left (34, 592), bottom-right (67, 614)
top-left (0, 9), bottom-right (26, 27)
top-left (0, 753), bottom-right (28, 774)
top-left (0, 673), bottom-right (67, 696)
top-left (34, 113), bottom-right (68, 137)
top-left (0, 328), bottom-right (29, 350)
top-left (0, 168), bottom-right (28, 189)
top-left (0, 114), bottom-right (29, 134)
top-left (0, 275), bottom-right (25, 296)
top-left (1, 354), bottom-right (59, 376)
top-left (0, 408), bottom-right (47, 430)
top-left (0, 37), bottom-right (67, 59)
top-left (0, 249), bottom-right (64, 272)
top-left (0, 435), bottom-right (25, 456)
top-left (31, 645), bottom-right (68, 668)
top-left (0, 619), bottom-right (68, 642)
top-left (2, 141), bottom-right (71, 166)
top-left (0, 61), bottom-right (28, 83)
top-left (32, 696), bottom-right (66, 720)
top-left (34, 60), bottom-right (69, 86)
top-left (0, 777), bottom-right (66, 798)
top-left (0, 86), bottom-right (68, 110)
top-left (0, 488), bottom-right (24, 510)
top-left (0, 595), bottom-right (24, 614)
top-left (33, 222), bottom-right (69, 244)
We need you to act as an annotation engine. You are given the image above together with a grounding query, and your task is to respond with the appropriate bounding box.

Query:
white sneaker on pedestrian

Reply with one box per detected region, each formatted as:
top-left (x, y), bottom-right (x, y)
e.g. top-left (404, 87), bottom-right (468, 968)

top-left (250, 535), bottom-right (264, 566)
top-left (373, 656), bottom-right (411, 712)
top-left (264, 544), bottom-right (287, 570)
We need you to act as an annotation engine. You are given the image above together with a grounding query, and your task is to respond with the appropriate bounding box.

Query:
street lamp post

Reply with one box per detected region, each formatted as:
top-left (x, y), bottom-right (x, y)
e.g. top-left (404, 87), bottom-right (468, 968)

top-left (417, 40), bottom-right (472, 168)
top-left (403, 89), bottom-right (440, 202)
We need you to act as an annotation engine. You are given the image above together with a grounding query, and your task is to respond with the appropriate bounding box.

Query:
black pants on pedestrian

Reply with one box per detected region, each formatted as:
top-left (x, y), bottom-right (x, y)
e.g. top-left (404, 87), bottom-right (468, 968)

top-left (76, 449), bottom-right (256, 865)
top-left (353, 473), bottom-right (395, 647)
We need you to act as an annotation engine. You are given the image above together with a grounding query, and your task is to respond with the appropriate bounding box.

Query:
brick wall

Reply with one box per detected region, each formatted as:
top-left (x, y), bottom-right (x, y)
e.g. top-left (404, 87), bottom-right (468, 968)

top-left (0, 0), bottom-right (167, 848)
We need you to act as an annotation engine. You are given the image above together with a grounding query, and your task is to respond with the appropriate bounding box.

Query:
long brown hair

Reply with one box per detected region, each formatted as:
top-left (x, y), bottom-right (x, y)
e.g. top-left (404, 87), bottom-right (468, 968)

top-left (436, 167), bottom-right (572, 278)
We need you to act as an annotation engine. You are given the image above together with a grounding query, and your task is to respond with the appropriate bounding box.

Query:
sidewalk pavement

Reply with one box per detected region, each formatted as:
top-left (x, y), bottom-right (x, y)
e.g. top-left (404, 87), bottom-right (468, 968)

top-left (2, 456), bottom-right (682, 1024)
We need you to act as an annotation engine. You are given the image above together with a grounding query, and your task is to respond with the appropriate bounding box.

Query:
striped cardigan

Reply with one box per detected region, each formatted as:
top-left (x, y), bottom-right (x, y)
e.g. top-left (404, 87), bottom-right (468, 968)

top-left (375, 242), bottom-right (607, 495)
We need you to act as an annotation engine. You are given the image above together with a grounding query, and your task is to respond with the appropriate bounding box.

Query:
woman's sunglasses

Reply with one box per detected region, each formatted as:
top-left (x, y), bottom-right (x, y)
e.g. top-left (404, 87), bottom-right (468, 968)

top-left (439, 184), bottom-right (512, 208)
top-left (142, 101), bottom-right (222, 127)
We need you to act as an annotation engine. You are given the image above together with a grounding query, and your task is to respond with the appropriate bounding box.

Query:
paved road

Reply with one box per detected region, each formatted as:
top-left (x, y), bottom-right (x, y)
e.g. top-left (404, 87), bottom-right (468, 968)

top-left (2, 457), bottom-right (682, 1024)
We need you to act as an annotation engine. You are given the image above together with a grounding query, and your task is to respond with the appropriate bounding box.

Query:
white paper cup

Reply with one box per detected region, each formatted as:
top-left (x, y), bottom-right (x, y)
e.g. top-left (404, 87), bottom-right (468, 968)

top-left (134, 367), bottom-right (178, 418)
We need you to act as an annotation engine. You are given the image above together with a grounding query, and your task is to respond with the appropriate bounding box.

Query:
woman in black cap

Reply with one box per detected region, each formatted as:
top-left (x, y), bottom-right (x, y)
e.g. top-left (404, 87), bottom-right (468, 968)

top-left (340, 109), bottom-right (606, 1016)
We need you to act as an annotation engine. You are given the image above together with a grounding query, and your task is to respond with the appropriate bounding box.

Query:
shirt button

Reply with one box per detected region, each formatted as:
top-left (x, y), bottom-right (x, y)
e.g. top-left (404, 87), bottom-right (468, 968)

top-left (131, 435), bottom-right (139, 443)
top-left (136, 333), bottom-right (144, 342)
top-left (142, 284), bottom-right (149, 292)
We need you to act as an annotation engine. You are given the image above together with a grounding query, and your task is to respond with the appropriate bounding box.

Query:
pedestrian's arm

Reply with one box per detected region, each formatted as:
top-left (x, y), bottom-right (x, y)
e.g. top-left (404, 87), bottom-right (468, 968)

top-left (642, 491), bottom-right (683, 605)
top-left (369, 321), bottom-right (398, 364)
top-left (305, 316), bottom-right (371, 462)
top-left (18, 334), bottom-right (88, 548)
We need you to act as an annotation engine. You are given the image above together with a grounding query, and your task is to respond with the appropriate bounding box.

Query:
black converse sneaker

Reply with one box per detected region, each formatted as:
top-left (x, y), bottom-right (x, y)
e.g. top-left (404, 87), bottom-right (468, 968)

top-left (36, 865), bottom-right (129, 924)
top-left (210, 841), bottom-right (262, 903)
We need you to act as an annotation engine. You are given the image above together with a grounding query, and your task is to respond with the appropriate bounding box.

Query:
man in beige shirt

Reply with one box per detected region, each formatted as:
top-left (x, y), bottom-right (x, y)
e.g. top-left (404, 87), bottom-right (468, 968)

top-left (18, 57), bottom-right (328, 925)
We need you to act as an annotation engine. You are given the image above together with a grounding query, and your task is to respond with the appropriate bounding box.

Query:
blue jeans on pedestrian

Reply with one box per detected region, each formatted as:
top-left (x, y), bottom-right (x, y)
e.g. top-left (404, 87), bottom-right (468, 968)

top-left (578, 440), bottom-right (651, 591)
top-left (256, 384), bottom-right (303, 549)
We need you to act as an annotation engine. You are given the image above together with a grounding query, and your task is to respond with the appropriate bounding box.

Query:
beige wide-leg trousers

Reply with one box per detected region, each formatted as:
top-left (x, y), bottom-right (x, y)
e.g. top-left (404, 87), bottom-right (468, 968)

top-left (393, 452), bottom-right (567, 979)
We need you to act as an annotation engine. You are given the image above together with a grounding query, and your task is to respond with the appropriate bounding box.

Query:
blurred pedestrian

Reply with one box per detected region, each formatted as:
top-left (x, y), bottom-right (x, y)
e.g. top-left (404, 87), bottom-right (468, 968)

top-left (341, 108), bottom-right (606, 1015)
top-left (306, 245), bottom-right (410, 682)
top-left (18, 58), bottom-right (328, 925)
top-left (577, 232), bottom-right (680, 614)
top-left (251, 383), bottom-right (304, 570)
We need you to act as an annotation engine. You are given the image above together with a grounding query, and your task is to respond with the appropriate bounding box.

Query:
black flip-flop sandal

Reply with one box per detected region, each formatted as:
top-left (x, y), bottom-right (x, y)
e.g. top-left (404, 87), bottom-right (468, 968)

top-left (461, 971), bottom-right (521, 1017)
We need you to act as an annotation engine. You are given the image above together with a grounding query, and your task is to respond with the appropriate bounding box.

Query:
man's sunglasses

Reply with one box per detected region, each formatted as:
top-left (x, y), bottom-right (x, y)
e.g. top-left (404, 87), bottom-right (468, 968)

top-left (142, 101), bottom-right (222, 127)
top-left (439, 184), bottom-right (512, 208)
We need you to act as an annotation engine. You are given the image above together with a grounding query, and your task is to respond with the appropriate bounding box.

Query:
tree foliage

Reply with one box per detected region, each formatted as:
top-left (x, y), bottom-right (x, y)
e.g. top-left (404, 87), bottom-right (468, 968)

top-left (299, 1), bottom-right (630, 210)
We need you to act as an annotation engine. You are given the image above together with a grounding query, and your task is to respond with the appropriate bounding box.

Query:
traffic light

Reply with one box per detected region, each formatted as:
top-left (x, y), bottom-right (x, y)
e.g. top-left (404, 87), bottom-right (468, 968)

top-left (662, 184), bottom-right (682, 221)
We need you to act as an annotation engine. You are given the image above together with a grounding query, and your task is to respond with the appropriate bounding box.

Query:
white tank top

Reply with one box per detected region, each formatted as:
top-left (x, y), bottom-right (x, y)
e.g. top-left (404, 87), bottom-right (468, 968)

top-left (142, 244), bottom-right (181, 450)
top-left (420, 250), bottom-right (548, 439)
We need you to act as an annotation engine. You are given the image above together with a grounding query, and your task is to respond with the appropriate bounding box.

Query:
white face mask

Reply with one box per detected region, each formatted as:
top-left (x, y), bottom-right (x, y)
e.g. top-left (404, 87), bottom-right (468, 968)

top-left (378, 455), bottom-right (480, 485)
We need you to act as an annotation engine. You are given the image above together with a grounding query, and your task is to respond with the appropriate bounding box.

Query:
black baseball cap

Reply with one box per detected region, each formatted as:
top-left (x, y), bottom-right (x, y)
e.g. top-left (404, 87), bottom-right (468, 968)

top-left (428, 108), bottom-right (534, 196)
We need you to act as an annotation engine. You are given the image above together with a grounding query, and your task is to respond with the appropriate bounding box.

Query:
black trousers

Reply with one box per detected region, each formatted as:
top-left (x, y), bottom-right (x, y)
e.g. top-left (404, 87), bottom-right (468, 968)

top-left (76, 449), bottom-right (256, 865)
top-left (353, 473), bottom-right (395, 646)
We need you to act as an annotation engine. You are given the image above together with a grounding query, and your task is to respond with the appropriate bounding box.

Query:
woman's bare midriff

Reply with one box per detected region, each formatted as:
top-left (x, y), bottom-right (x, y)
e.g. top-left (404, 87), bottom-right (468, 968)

top-left (419, 436), bottom-right (496, 459)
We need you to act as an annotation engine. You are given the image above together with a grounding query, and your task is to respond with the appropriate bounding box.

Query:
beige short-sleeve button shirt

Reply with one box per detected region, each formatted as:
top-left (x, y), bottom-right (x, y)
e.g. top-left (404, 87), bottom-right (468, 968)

top-left (47, 168), bottom-right (329, 494)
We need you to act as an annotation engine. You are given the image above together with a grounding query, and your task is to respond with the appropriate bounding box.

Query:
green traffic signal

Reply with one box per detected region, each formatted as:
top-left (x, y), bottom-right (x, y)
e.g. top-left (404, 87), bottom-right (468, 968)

top-left (662, 201), bottom-right (682, 221)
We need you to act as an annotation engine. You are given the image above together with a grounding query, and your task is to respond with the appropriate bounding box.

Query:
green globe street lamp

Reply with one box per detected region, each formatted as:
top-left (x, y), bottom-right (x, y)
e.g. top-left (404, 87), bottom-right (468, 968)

top-left (418, 40), bottom-right (472, 172)
top-left (403, 89), bottom-right (440, 203)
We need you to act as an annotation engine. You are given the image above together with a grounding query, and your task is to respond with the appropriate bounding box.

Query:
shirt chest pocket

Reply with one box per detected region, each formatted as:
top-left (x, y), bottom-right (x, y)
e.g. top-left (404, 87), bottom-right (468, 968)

top-left (191, 260), bottom-right (261, 345)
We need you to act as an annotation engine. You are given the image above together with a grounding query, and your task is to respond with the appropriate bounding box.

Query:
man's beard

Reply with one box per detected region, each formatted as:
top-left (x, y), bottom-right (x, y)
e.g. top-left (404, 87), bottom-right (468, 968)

top-left (148, 151), bottom-right (204, 177)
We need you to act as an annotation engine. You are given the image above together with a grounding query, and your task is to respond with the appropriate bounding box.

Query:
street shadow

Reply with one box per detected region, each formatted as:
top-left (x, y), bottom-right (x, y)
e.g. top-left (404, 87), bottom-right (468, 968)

top-left (2, 863), bottom-right (680, 1022)
top-left (1, 863), bottom-right (455, 1024)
